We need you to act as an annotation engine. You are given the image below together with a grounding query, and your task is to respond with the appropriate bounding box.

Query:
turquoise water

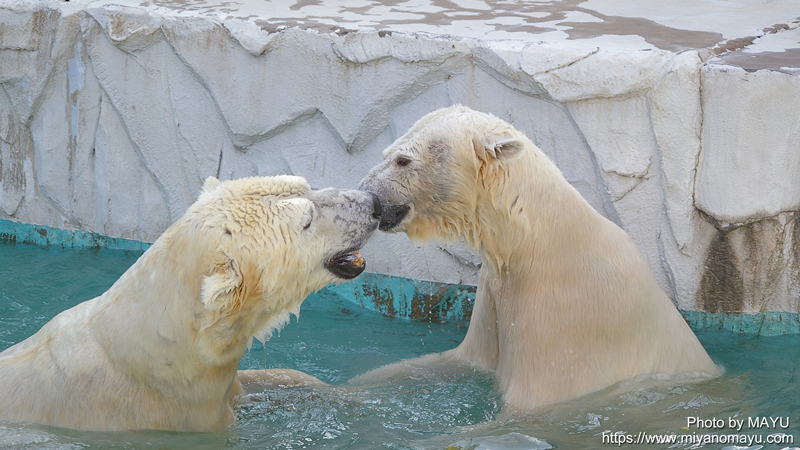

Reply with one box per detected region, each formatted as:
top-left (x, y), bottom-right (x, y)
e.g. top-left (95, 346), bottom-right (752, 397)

top-left (1, 242), bottom-right (799, 450)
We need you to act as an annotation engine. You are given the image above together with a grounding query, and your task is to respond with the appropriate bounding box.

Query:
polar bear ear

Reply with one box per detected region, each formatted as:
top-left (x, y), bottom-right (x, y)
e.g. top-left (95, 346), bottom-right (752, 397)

top-left (201, 257), bottom-right (245, 316)
top-left (202, 176), bottom-right (222, 194)
top-left (474, 136), bottom-right (526, 164)
top-left (490, 137), bottom-right (526, 162)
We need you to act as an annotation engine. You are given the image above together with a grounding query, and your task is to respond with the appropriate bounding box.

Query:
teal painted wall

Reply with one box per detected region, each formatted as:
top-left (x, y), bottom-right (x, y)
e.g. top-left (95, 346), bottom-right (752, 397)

top-left (0, 219), bottom-right (151, 252)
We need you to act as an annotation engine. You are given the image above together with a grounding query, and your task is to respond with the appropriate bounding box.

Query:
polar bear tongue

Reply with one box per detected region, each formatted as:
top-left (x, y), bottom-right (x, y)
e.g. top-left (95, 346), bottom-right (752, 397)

top-left (325, 251), bottom-right (366, 279)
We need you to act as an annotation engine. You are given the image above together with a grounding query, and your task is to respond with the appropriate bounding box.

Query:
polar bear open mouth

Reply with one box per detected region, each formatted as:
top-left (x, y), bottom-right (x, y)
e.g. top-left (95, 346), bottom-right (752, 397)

top-left (325, 250), bottom-right (366, 279)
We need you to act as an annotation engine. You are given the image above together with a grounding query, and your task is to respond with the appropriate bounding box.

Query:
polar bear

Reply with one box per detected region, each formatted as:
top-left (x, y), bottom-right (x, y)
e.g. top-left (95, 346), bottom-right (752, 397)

top-left (0, 176), bottom-right (381, 431)
top-left (357, 105), bottom-right (720, 411)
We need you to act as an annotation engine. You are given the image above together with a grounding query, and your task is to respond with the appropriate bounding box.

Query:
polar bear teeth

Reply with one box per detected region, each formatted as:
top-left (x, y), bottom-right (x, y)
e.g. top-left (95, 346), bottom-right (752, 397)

top-left (325, 251), bottom-right (366, 279)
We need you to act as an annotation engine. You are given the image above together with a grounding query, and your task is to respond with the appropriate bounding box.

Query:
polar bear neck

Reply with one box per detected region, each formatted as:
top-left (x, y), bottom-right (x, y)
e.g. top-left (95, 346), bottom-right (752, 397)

top-left (87, 219), bottom-right (297, 387)
top-left (470, 141), bottom-right (599, 276)
top-left (88, 233), bottom-right (231, 378)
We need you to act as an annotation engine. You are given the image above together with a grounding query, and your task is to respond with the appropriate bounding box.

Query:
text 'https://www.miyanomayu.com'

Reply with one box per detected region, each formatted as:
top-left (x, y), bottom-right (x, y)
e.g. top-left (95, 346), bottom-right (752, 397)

top-left (600, 416), bottom-right (794, 447)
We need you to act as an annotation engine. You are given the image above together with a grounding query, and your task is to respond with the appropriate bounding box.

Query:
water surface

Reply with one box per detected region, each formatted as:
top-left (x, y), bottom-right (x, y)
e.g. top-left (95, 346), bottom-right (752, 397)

top-left (0, 242), bottom-right (798, 449)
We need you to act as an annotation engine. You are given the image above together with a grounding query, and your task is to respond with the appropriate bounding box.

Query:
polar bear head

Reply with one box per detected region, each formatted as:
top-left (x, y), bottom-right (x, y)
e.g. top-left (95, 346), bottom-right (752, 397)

top-left (359, 105), bottom-right (526, 246)
top-left (171, 175), bottom-right (380, 342)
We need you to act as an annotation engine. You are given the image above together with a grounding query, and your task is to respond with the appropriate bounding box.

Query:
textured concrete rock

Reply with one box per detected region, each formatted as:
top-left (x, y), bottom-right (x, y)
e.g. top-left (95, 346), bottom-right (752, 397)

top-left (697, 66), bottom-right (800, 224)
top-left (0, 0), bottom-right (799, 314)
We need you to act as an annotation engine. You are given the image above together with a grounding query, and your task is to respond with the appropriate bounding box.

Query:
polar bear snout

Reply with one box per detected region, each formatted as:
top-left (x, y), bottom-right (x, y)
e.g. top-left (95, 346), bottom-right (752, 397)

top-left (377, 203), bottom-right (410, 231)
top-left (317, 189), bottom-right (379, 279)
top-left (358, 171), bottom-right (412, 232)
top-left (304, 188), bottom-right (381, 278)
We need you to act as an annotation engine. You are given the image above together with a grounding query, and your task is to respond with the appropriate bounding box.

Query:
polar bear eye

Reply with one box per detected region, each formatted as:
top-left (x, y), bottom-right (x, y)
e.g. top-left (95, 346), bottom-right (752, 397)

top-left (396, 156), bottom-right (411, 167)
top-left (302, 212), bottom-right (313, 230)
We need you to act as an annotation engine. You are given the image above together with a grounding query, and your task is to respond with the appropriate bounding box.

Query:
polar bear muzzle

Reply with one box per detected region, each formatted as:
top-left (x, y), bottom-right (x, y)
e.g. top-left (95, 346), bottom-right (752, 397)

top-left (357, 178), bottom-right (410, 232)
top-left (377, 204), bottom-right (410, 231)
top-left (322, 192), bottom-right (379, 278)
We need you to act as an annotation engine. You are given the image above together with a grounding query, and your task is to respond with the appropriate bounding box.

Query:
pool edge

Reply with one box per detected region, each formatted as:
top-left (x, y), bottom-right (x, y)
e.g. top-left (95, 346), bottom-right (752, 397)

top-left (0, 218), bottom-right (151, 252)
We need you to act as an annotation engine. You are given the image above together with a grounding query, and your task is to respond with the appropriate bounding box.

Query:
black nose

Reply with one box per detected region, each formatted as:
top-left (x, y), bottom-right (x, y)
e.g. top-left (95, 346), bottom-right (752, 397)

top-left (370, 193), bottom-right (382, 220)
